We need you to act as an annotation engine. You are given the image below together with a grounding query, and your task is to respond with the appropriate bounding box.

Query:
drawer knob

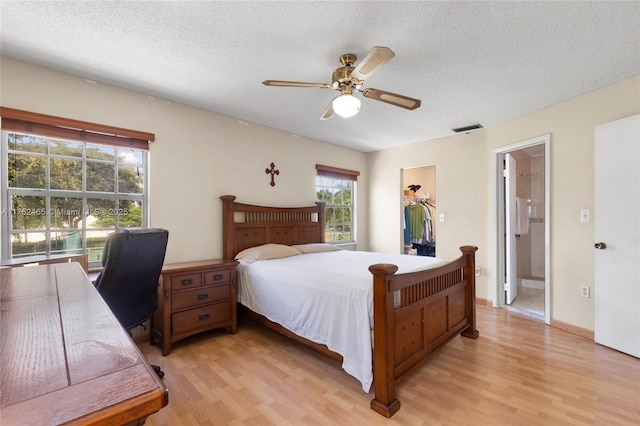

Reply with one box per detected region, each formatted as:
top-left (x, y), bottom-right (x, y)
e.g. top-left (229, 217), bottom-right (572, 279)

top-left (181, 278), bottom-right (193, 286)
top-left (198, 293), bottom-right (209, 300)
top-left (198, 313), bottom-right (210, 321)
top-left (214, 274), bottom-right (223, 281)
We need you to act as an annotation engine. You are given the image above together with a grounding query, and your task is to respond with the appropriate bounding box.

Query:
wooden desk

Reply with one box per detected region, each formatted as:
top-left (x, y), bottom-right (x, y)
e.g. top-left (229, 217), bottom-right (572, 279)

top-left (0, 263), bottom-right (168, 425)
top-left (0, 253), bottom-right (89, 274)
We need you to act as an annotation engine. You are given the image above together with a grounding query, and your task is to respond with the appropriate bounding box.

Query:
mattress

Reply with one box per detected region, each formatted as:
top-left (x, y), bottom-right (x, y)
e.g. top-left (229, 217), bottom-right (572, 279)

top-left (236, 250), bottom-right (447, 392)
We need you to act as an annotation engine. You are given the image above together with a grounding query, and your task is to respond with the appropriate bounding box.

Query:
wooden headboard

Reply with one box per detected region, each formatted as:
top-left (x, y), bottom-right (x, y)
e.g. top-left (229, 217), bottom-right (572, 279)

top-left (220, 195), bottom-right (326, 260)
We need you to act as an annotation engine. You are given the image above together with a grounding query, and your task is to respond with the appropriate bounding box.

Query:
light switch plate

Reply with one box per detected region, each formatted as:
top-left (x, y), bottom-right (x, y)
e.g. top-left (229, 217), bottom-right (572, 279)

top-left (580, 209), bottom-right (590, 223)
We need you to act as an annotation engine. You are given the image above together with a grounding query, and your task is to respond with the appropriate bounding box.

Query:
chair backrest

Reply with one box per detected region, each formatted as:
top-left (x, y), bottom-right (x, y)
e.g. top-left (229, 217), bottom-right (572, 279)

top-left (95, 228), bottom-right (169, 330)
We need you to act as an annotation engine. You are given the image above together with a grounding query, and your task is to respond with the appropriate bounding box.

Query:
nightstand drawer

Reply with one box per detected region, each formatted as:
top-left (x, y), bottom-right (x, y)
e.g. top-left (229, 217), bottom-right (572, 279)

top-left (171, 284), bottom-right (231, 311)
top-left (171, 273), bottom-right (202, 290)
top-left (204, 269), bottom-right (231, 285)
top-left (171, 301), bottom-right (232, 335)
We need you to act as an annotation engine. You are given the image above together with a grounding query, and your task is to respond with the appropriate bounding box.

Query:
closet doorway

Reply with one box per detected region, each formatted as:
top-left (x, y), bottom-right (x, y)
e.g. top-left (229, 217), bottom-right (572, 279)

top-left (493, 135), bottom-right (550, 324)
top-left (401, 166), bottom-right (436, 256)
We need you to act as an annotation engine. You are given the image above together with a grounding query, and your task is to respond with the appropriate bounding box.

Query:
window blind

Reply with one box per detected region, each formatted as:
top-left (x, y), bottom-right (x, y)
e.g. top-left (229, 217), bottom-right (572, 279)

top-left (0, 107), bottom-right (154, 150)
top-left (316, 164), bottom-right (360, 181)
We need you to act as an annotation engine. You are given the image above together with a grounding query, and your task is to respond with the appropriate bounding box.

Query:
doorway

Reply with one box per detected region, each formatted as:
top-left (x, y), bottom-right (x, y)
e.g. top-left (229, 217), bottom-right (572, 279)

top-left (401, 166), bottom-right (436, 256)
top-left (493, 135), bottom-right (551, 324)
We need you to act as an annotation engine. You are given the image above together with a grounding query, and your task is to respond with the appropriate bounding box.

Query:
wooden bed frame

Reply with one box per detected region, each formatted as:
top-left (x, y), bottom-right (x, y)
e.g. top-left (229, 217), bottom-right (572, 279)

top-left (220, 195), bottom-right (479, 417)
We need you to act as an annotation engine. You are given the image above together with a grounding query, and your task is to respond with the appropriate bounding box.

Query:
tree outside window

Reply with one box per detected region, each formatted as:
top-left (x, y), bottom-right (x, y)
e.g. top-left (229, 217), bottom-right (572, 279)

top-left (3, 132), bottom-right (147, 266)
top-left (315, 165), bottom-right (358, 244)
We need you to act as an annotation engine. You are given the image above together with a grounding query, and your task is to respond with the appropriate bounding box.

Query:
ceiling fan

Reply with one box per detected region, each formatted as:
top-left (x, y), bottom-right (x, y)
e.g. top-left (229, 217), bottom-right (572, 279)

top-left (263, 46), bottom-right (421, 119)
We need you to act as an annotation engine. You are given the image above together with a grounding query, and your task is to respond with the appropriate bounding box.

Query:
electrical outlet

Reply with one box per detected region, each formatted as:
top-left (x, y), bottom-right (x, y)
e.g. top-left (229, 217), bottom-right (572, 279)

top-left (475, 266), bottom-right (481, 277)
top-left (580, 286), bottom-right (590, 298)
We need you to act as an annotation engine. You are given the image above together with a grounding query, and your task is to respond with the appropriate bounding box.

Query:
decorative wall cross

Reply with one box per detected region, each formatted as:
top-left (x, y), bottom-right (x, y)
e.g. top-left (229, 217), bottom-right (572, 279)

top-left (265, 162), bottom-right (280, 187)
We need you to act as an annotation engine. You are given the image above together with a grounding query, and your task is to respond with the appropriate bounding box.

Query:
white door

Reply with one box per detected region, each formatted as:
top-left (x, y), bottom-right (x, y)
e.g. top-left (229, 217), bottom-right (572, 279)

top-left (505, 154), bottom-right (518, 304)
top-left (594, 114), bottom-right (640, 358)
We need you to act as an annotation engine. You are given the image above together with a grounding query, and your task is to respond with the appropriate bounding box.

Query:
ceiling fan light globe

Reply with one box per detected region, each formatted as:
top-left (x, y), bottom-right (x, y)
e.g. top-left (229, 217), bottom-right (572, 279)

top-left (332, 94), bottom-right (361, 118)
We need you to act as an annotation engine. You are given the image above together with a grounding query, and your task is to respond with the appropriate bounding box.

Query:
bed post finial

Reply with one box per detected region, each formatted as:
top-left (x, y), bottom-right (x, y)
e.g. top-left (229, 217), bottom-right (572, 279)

top-left (460, 245), bottom-right (479, 339)
top-left (221, 195), bottom-right (237, 260)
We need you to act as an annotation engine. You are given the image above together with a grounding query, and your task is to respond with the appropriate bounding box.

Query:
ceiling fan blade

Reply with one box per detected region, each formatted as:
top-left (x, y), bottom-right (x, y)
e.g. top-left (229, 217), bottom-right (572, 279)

top-left (263, 80), bottom-right (332, 89)
top-left (320, 101), bottom-right (333, 120)
top-left (351, 46), bottom-right (395, 81)
top-left (363, 88), bottom-right (421, 110)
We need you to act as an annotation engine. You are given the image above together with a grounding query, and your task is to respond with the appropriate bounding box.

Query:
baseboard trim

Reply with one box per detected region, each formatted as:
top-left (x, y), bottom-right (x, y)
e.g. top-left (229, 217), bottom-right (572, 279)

top-left (476, 297), bottom-right (490, 306)
top-left (550, 319), bottom-right (594, 340)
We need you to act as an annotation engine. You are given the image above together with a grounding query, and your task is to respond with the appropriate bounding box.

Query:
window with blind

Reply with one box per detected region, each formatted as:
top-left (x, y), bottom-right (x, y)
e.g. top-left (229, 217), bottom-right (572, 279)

top-left (1, 108), bottom-right (154, 267)
top-left (316, 164), bottom-right (359, 244)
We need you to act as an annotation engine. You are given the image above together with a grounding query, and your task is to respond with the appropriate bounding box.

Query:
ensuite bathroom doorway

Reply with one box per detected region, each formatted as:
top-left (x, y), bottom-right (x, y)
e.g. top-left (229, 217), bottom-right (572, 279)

top-left (494, 135), bottom-right (550, 324)
top-left (506, 147), bottom-right (546, 318)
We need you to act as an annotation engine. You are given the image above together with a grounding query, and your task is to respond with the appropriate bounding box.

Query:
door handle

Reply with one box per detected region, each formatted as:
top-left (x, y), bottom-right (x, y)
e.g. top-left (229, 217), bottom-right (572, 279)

top-left (594, 242), bottom-right (607, 250)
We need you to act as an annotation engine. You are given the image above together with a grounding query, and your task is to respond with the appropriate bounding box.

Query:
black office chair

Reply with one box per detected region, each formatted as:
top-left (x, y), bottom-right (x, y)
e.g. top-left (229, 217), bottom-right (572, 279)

top-left (94, 228), bottom-right (169, 378)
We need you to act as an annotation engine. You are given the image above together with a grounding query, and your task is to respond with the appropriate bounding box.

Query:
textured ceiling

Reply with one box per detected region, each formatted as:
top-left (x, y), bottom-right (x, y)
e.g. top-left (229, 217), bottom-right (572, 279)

top-left (1, 1), bottom-right (639, 152)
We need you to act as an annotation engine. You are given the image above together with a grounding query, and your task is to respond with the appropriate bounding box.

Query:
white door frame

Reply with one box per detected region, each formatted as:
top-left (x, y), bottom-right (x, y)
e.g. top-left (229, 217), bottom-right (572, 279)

top-left (504, 153), bottom-right (518, 304)
top-left (492, 134), bottom-right (551, 324)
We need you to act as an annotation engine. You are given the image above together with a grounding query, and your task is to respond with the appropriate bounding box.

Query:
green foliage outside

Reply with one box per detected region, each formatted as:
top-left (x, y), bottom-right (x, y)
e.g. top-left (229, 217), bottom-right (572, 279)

top-left (6, 133), bottom-right (144, 257)
top-left (317, 181), bottom-right (353, 242)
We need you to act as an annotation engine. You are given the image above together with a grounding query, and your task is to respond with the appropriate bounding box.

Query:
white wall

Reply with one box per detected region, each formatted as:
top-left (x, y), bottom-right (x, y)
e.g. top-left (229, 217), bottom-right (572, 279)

top-left (0, 57), bottom-right (369, 263)
top-left (367, 75), bottom-right (640, 331)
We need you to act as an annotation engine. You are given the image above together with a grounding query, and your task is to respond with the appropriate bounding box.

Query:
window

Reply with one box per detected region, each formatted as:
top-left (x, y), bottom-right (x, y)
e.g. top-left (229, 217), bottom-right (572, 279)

top-left (316, 164), bottom-right (359, 244)
top-left (1, 108), bottom-right (154, 268)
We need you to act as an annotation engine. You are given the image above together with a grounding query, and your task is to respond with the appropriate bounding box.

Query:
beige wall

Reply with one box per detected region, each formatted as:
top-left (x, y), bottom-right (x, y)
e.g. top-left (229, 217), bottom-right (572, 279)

top-left (367, 75), bottom-right (640, 331)
top-left (2, 55), bottom-right (639, 331)
top-left (367, 129), bottom-right (490, 292)
top-left (0, 57), bottom-right (369, 263)
top-left (487, 75), bottom-right (639, 330)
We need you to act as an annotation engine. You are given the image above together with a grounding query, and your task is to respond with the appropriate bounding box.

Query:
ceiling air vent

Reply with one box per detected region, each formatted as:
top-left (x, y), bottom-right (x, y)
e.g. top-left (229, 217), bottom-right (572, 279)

top-left (452, 124), bottom-right (483, 133)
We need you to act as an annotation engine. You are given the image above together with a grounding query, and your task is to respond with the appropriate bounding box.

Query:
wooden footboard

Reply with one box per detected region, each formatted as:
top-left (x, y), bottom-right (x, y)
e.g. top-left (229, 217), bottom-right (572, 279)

top-left (368, 246), bottom-right (478, 417)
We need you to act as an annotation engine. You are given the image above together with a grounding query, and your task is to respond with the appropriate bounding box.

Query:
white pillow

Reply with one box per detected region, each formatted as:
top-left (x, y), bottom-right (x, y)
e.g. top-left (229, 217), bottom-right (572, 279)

top-left (291, 243), bottom-right (342, 254)
top-left (235, 243), bottom-right (301, 263)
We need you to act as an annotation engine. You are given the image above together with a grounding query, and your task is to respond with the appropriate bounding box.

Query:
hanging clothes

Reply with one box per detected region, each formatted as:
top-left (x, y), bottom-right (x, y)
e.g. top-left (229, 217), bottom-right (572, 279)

top-left (404, 205), bottom-right (412, 244)
top-left (405, 199), bottom-right (436, 257)
top-left (422, 201), bottom-right (433, 243)
top-left (407, 203), bottom-right (426, 240)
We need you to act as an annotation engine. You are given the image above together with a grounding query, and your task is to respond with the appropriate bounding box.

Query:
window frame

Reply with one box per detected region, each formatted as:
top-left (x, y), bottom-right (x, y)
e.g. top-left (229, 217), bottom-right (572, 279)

top-left (315, 164), bottom-right (359, 245)
top-left (0, 108), bottom-right (153, 269)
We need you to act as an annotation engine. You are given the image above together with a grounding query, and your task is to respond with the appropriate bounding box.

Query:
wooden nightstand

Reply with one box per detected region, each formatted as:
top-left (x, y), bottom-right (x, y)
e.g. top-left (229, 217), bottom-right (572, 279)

top-left (151, 259), bottom-right (239, 356)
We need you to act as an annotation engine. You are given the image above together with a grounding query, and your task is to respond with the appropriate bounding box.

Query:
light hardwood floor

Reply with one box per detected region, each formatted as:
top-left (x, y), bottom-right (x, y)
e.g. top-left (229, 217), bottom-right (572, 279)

top-left (140, 305), bottom-right (640, 425)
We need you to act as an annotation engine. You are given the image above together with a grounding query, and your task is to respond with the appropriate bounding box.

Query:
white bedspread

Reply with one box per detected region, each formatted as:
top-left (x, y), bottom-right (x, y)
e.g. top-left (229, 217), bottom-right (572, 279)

top-left (236, 250), bottom-right (448, 392)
